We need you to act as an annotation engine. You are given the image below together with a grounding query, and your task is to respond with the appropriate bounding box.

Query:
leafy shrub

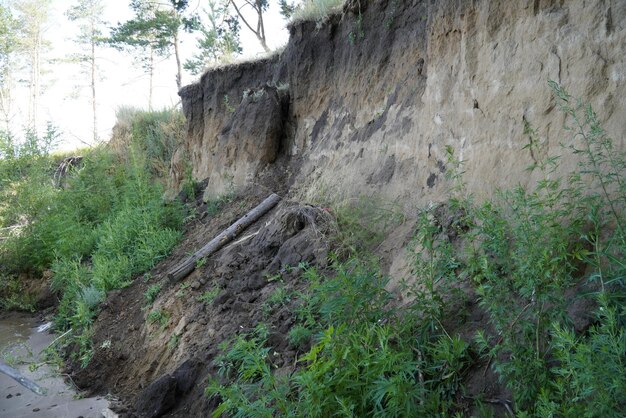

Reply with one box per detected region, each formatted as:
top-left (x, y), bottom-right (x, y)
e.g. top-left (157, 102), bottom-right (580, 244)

top-left (208, 258), bottom-right (469, 416)
top-left (287, 325), bottom-right (312, 350)
top-left (0, 110), bottom-right (185, 367)
top-left (441, 82), bottom-right (625, 414)
top-left (111, 107), bottom-right (184, 179)
top-left (145, 284), bottom-right (162, 305)
top-left (0, 274), bottom-right (37, 311)
top-left (147, 308), bottom-right (170, 329)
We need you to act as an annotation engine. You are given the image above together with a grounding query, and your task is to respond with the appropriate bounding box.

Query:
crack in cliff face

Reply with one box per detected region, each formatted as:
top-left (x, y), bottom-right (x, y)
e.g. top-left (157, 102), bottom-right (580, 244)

top-left (175, 0), bottom-right (625, 207)
top-left (551, 46), bottom-right (562, 84)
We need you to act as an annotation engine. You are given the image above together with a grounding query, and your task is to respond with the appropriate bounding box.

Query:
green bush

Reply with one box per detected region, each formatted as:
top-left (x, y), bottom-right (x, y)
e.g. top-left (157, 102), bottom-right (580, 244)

top-left (0, 110), bottom-right (185, 366)
top-left (197, 287), bottom-right (220, 304)
top-left (145, 284), bottom-right (162, 305)
top-left (147, 307), bottom-right (171, 330)
top-left (287, 325), bottom-right (312, 350)
top-left (112, 107), bottom-right (184, 179)
top-left (208, 258), bottom-right (468, 417)
top-left (442, 82), bottom-right (625, 414)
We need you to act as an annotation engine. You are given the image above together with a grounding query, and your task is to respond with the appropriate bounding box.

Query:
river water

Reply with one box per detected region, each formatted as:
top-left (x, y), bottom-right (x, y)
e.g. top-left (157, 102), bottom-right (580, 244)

top-left (0, 312), bottom-right (112, 418)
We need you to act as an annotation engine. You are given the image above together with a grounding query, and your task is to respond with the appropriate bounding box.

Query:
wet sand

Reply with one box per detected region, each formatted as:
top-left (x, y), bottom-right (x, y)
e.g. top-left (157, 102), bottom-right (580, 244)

top-left (0, 312), bottom-right (111, 418)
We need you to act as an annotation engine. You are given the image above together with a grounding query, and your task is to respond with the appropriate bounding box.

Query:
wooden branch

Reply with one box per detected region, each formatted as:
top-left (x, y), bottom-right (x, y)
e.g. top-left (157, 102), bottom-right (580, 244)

top-left (0, 360), bottom-right (46, 396)
top-left (230, 0), bottom-right (259, 37)
top-left (167, 193), bottom-right (281, 281)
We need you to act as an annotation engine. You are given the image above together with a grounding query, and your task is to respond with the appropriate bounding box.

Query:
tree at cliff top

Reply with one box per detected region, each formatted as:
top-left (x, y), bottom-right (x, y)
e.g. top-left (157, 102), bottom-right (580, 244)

top-left (184, 0), bottom-right (242, 75)
top-left (66, 0), bottom-right (107, 144)
top-left (108, 0), bottom-right (198, 106)
top-left (278, 0), bottom-right (296, 19)
top-left (228, 0), bottom-right (270, 53)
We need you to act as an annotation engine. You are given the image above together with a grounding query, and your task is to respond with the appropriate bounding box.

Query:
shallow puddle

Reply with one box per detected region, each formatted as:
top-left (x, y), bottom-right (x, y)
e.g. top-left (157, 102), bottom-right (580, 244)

top-left (0, 312), bottom-right (112, 418)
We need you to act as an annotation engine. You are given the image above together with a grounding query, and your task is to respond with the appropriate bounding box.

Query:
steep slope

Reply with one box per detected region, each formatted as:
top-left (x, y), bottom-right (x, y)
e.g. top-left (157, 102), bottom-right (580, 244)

top-left (173, 0), bottom-right (625, 206)
top-left (73, 1), bottom-right (625, 416)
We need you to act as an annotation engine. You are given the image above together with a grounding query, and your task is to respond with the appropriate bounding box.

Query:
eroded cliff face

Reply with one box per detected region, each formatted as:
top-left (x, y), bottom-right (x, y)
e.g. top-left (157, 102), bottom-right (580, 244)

top-left (174, 0), bottom-right (625, 206)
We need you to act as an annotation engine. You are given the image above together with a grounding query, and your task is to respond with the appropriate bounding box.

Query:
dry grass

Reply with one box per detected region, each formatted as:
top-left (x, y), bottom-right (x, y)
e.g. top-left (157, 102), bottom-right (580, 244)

top-left (198, 46), bottom-right (285, 79)
top-left (291, 0), bottom-right (346, 25)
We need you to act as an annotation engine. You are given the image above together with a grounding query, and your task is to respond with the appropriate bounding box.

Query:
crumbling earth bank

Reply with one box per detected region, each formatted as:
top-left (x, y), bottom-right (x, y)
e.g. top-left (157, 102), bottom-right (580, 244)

top-left (71, 191), bottom-right (332, 417)
top-left (75, 0), bottom-right (625, 416)
top-left (173, 0), bottom-right (624, 207)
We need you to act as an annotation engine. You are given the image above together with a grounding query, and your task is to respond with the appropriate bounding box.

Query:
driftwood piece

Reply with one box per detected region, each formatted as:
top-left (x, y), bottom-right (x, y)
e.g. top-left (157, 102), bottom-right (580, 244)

top-left (0, 360), bottom-right (46, 395)
top-left (167, 193), bottom-right (281, 281)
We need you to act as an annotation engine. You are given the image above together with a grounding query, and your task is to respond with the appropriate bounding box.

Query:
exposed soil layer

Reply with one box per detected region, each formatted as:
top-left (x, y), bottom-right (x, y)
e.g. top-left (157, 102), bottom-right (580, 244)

top-left (65, 0), bottom-right (625, 416)
top-left (71, 186), bottom-right (333, 417)
top-left (174, 0), bottom-right (625, 207)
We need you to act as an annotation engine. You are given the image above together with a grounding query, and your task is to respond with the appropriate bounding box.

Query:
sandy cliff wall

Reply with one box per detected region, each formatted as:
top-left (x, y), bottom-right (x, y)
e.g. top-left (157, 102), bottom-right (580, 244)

top-left (174, 0), bottom-right (625, 206)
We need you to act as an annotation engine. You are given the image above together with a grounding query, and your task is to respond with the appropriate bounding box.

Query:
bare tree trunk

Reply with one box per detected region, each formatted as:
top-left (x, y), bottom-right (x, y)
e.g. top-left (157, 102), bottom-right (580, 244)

top-left (148, 46), bottom-right (154, 111)
top-left (229, 0), bottom-right (270, 53)
top-left (90, 21), bottom-right (97, 143)
top-left (27, 50), bottom-right (35, 128)
top-left (0, 84), bottom-right (11, 133)
top-left (27, 25), bottom-right (42, 132)
top-left (257, 0), bottom-right (269, 52)
top-left (167, 193), bottom-right (281, 281)
top-left (174, 29), bottom-right (182, 90)
top-left (32, 26), bottom-right (41, 132)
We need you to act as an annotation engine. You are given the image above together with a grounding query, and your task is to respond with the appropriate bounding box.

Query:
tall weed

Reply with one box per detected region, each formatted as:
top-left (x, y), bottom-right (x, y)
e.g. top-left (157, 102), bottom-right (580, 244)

top-left (455, 82), bottom-right (624, 413)
top-left (208, 259), bottom-right (469, 416)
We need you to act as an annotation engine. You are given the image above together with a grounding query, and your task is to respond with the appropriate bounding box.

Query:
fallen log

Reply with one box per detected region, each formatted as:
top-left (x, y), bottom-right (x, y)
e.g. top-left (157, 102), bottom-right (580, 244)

top-left (167, 193), bottom-right (281, 281)
top-left (0, 360), bottom-right (46, 395)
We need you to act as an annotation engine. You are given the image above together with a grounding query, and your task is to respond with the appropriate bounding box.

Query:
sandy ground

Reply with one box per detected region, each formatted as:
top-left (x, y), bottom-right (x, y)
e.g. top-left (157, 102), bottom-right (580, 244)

top-left (0, 312), bottom-right (111, 418)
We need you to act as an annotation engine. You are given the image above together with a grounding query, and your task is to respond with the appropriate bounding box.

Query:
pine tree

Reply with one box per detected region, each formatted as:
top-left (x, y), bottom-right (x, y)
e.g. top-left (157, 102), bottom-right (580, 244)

top-left (0, 4), bottom-right (20, 133)
top-left (66, 0), bottom-right (107, 143)
top-left (184, 0), bottom-right (242, 75)
top-left (109, 0), bottom-right (198, 105)
top-left (12, 0), bottom-right (52, 132)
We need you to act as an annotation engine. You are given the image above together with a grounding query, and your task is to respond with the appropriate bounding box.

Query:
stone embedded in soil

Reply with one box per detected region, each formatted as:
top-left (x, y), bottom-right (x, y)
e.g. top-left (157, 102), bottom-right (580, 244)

top-left (135, 360), bottom-right (200, 418)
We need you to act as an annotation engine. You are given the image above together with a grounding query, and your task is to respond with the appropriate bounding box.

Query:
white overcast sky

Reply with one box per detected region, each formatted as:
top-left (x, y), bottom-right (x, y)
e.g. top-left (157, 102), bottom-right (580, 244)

top-left (12, 0), bottom-right (290, 151)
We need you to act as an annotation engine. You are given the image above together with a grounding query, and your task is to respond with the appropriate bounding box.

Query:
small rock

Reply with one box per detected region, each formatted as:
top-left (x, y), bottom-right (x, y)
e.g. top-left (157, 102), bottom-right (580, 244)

top-left (6, 394), bottom-right (12, 399)
top-left (213, 291), bottom-right (230, 305)
top-left (246, 276), bottom-right (266, 291)
top-left (32, 408), bottom-right (40, 412)
top-left (232, 301), bottom-right (245, 312)
top-left (191, 281), bottom-right (201, 290)
top-left (101, 408), bottom-right (119, 418)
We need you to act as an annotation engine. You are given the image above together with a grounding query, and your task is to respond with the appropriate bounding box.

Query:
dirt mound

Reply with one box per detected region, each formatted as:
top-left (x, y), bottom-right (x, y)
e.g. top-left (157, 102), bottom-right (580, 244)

top-left (71, 191), bottom-right (332, 417)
